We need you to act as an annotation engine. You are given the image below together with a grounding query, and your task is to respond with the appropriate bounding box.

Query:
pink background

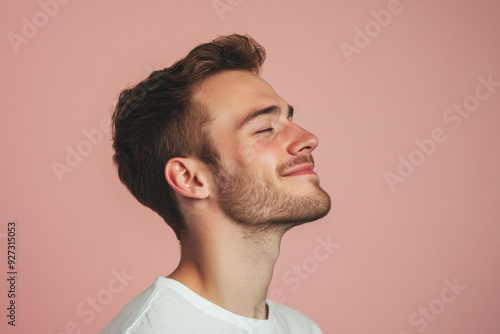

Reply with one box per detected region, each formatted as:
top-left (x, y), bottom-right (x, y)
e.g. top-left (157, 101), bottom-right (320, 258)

top-left (1, 0), bottom-right (500, 333)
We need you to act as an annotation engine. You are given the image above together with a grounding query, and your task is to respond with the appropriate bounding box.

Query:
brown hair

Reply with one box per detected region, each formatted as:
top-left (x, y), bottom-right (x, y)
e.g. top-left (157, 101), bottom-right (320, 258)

top-left (112, 34), bottom-right (266, 240)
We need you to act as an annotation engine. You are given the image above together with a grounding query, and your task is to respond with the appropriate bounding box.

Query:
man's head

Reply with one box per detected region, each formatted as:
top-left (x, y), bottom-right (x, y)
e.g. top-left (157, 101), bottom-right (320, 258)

top-left (190, 70), bottom-right (331, 233)
top-left (112, 34), bottom-right (330, 240)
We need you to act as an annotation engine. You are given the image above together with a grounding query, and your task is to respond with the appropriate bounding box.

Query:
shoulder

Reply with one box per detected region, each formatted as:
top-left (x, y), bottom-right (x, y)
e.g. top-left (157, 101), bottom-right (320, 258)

top-left (268, 300), bottom-right (323, 334)
top-left (99, 277), bottom-right (178, 334)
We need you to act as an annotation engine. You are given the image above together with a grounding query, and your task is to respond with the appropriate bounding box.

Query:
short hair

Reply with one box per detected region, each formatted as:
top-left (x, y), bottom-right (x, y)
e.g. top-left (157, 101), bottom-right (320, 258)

top-left (112, 34), bottom-right (266, 240)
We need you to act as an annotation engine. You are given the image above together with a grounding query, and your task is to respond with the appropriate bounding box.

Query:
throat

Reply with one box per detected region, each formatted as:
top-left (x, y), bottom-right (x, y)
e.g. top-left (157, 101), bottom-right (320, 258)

top-left (169, 226), bottom-right (283, 319)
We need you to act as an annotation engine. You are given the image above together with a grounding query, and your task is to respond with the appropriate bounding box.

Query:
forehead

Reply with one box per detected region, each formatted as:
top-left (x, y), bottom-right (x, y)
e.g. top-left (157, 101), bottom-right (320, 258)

top-left (192, 70), bottom-right (285, 124)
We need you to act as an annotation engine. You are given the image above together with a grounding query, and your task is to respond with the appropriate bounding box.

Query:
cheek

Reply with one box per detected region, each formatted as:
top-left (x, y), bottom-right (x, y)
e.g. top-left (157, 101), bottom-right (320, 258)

top-left (227, 135), bottom-right (285, 174)
top-left (245, 142), bottom-right (283, 176)
top-left (216, 141), bottom-right (256, 175)
top-left (252, 139), bottom-right (283, 159)
top-left (234, 140), bottom-right (257, 162)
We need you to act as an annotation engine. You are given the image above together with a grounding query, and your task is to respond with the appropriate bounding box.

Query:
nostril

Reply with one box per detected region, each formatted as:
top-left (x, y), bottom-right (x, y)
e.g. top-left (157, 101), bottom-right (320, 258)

top-left (299, 145), bottom-right (312, 152)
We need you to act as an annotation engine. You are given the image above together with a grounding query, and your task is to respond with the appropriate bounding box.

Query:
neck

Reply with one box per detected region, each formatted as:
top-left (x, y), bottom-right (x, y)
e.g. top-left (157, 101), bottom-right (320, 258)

top-left (168, 221), bottom-right (285, 319)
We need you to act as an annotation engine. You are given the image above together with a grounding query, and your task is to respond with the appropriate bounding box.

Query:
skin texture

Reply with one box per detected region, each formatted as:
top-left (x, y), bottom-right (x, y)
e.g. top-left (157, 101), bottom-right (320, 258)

top-left (165, 70), bottom-right (331, 320)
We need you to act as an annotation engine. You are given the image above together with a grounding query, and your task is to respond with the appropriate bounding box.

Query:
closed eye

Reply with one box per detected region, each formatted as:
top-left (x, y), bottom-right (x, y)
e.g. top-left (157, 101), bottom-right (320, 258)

top-left (256, 128), bottom-right (273, 134)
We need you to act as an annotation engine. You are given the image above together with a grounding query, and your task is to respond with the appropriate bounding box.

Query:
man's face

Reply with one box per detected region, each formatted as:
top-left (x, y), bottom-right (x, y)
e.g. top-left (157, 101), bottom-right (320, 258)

top-left (193, 70), bottom-right (331, 230)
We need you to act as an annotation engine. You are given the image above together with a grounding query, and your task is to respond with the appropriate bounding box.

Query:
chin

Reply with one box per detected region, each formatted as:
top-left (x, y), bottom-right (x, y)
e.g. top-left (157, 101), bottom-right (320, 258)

top-left (274, 190), bottom-right (332, 230)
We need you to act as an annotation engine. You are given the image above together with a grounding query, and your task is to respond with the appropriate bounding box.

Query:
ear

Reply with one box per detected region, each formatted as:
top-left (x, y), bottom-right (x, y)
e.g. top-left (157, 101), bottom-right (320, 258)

top-left (165, 157), bottom-right (210, 199)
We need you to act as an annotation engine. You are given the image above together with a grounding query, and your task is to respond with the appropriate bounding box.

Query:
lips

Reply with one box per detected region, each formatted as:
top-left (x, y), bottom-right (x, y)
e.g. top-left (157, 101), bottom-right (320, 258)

top-left (281, 164), bottom-right (316, 177)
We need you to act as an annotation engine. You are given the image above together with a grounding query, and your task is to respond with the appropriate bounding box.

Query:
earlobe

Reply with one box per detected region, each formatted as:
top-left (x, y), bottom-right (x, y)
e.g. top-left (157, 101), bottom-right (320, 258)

top-left (165, 158), bottom-right (209, 199)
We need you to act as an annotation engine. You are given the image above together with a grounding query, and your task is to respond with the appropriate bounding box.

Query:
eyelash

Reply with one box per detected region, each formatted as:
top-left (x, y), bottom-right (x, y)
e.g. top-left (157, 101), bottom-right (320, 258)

top-left (256, 128), bottom-right (273, 134)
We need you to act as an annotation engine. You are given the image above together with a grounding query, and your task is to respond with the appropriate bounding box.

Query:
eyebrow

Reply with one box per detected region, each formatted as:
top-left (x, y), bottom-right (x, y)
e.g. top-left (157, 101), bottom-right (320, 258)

top-left (238, 104), bottom-right (294, 129)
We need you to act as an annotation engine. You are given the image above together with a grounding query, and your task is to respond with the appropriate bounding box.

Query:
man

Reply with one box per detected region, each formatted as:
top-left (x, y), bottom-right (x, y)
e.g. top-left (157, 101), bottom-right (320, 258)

top-left (101, 34), bottom-right (331, 333)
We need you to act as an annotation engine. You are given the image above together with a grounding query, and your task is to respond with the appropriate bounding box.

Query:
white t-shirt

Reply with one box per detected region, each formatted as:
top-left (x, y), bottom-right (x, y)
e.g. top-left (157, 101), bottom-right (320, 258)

top-left (100, 276), bottom-right (322, 334)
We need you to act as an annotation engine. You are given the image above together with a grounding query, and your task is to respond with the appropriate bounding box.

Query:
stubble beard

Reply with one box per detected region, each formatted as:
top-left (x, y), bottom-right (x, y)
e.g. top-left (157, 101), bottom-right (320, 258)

top-left (215, 157), bottom-right (331, 234)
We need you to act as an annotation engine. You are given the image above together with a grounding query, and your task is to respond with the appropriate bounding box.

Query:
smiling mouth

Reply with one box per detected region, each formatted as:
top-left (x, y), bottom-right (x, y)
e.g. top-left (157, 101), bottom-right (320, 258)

top-left (281, 164), bottom-right (317, 177)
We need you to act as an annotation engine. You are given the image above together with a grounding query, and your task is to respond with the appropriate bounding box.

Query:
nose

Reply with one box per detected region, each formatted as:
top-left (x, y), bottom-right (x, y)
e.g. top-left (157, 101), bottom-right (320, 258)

top-left (286, 123), bottom-right (319, 155)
